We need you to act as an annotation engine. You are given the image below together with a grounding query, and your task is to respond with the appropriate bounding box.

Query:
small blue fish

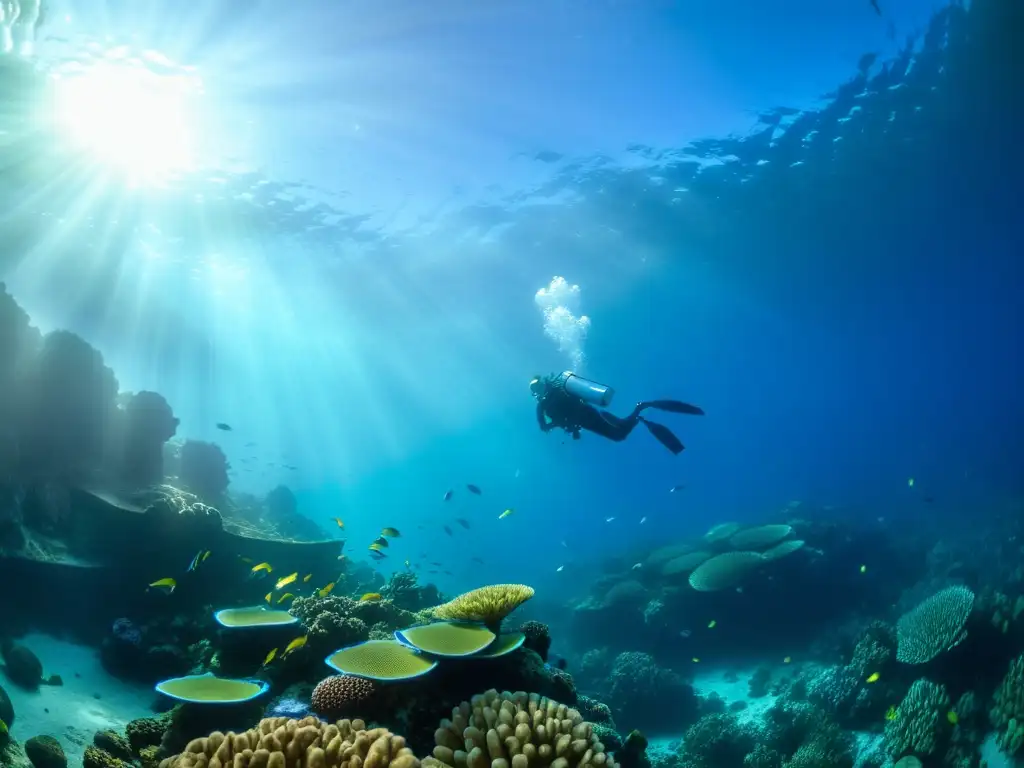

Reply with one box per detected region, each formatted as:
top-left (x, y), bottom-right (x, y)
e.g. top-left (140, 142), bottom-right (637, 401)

top-left (443, 489), bottom-right (453, 501)
top-left (187, 550), bottom-right (211, 572)
top-left (466, 484), bottom-right (482, 495)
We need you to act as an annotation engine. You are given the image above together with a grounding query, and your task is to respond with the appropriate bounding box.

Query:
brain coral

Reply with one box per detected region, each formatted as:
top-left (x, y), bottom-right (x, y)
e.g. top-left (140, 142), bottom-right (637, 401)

top-left (312, 676), bottom-right (377, 717)
top-left (432, 585), bottom-right (535, 627)
top-left (895, 586), bottom-right (975, 664)
top-left (688, 552), bottom-right (766, 591)
top-left (158, 717), bottom-right (418, 768)
top-left (425, 689), bottom-right (615, 768)
top-left (883, 679), bottom-right (950, 757)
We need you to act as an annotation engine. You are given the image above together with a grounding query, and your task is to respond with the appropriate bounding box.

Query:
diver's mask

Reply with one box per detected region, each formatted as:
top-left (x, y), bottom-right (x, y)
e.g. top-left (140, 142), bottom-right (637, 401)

top-left (529, 376), bottom-right (544, 398)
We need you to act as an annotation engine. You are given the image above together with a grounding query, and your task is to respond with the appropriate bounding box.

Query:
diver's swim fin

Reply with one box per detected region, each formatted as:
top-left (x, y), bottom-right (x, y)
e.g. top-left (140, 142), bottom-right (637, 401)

top-left (643, 400), bottom-right (705, 416)
top-left (641, 418), bottom-right (685, 455)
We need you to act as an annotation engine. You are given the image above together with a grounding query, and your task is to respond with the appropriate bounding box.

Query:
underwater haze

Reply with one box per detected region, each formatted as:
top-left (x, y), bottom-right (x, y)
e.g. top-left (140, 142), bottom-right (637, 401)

top-left (1, 0), bottom-right (1024, 765)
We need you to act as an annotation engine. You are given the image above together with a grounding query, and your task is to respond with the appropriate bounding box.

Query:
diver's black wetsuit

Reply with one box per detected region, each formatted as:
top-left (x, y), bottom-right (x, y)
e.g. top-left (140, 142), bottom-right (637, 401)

top-left (533, 373), bottom-right (704, 455)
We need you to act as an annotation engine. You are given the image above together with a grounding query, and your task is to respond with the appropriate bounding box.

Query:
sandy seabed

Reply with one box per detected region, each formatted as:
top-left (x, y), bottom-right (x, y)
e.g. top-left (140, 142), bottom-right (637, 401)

top-left (3, 633), bottom-right (157, 766)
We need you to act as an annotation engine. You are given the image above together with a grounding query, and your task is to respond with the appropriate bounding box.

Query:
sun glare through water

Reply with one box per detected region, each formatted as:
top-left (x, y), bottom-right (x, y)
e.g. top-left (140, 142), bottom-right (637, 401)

top-left (51, 61), bottom-right (202, 185)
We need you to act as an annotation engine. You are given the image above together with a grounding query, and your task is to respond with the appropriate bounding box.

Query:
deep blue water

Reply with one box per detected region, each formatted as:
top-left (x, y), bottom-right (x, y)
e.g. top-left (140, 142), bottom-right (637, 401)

top-left (0, 0), bottom-right (1021, 605)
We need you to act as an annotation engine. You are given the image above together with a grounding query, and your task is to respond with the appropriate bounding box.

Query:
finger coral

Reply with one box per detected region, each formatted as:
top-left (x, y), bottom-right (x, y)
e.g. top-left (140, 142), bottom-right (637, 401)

top-left (425, 689), bottom-right (615, 768)
top-left (894, 586), bottom-right (974, 664)
top-left (432, 585), bottom-right (535, 629)
top-left (688, 552), bottom-right (766, 592)
top-left (311, 676), bottom-right (376, 717)
top-left (158, 717), bottom-right (419, 768)
top-left (990, 653), bottom-right (1024, 754)
top-left (883, 679), bottom-right (950, 757)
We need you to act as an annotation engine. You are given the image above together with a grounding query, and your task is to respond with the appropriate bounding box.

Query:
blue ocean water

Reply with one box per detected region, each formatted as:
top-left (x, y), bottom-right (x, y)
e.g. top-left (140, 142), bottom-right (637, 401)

top-left (1, 0), bottom-right (1021, 664)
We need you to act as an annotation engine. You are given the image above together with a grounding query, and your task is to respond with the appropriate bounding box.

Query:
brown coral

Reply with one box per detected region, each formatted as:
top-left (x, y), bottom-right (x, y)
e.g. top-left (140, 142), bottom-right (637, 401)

top-left (432, 585), bottom-right (535, 628)
top-left (311, 676), bottom-right (377, 717)
top-left (158, 717), bottom-right (418, 768)
top-left (425, 689), bottom-right (615, 768)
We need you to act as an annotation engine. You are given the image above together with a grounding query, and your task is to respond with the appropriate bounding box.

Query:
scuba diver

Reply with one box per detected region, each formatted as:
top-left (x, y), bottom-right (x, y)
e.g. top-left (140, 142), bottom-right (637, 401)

top-left (530, 371), bottom-right (704, 455)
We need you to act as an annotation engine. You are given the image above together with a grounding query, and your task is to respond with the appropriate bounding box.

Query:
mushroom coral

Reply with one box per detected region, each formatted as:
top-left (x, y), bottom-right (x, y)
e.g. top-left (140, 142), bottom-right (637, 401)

top-left (425, 690), bottom-right (615, 768)
top-left (158, 717), bottom-right (418, 768)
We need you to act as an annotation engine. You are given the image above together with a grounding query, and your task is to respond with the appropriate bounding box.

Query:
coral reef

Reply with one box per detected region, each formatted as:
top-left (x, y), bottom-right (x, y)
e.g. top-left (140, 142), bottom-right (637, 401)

top-left (605, 652), bottom-right (697, 732)
top-left (425, 690), bottom-right (615, 768)
top-left (290, 595), bottom-right (418, 656)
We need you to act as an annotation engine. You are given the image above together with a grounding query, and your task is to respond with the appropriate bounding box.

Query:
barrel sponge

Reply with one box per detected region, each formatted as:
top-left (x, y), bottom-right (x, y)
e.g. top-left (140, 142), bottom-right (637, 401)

top-left (688, 552), bottom-right (766, 591)
top-left (432, 585), bottom-right (535, 627)
top-left (883, 679), bottom-right (950, 757)
top-left (895, 586), bottom-right (975, 664)
top-left (990, 654), bottom-right (1024, 754)
top-left (426, 689), bottom-right (616, 768)
top-left (157, 717), bottom-right (419, 768)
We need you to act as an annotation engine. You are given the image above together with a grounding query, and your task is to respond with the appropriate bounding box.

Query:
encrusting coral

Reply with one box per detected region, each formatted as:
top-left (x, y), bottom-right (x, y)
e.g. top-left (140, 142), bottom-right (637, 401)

top-left (432, 586), bottom-right (535, 629)
top-left (425, 689), bottom-right (615, 768)
top-left (894, 586), bottom-right (975, 664)
top-left (158, 717), bottom-right (419, 768)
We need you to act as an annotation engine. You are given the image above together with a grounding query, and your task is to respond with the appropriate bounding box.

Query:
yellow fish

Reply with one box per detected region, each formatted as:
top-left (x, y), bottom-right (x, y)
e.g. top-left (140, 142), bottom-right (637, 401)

top-left (302, 574), bottom-right (312, 583)
top-left (381, 527), bottom-right (401, 538)
top-left (332, 517), bottom-right (345, 529)
top-left (368, 542), bottom-right (385, 552)
top-left (908, 477), bottom-right (914, 487)
top-left (947, 711), bottom-right (958, 725)
top-left (251, 562), bottom-right (273, 575)
top-left (885, 706), bottom-right (897, 721)
top-left (275, 572), bottom-right (298, 590)
top-left (866, 672), bottom-right (880, 683)
top-left (404, 560), bottom-right (411, 568)
top-left (498, 508), bottom-right (514, 520)
top-left (277, 592), bottom-right (295, 604)
top-left (860, 565), bottom-right (867, 573)
top-left (264, 592), bottom-right (272, 604)
top-left (783, 656), bottom-right (792, 664)
top-left (360, 593), bottom-right (382, 602)
top-left (148, 578), bottom-right (176, 594)
top-left (318, 582), bottom-right (335, 597)
top-left (372, 536), bottom-right (389, 548)
top-left (238, 556), bottom-right (254, 564)
top-left (282, 636), bottom-right (307, 655)
top-left (691, 657), bottom-right (700, 663)
top-left (262, 648), bottom-right (277, 666)
top-left (707, 620), bottom-right (717, 629)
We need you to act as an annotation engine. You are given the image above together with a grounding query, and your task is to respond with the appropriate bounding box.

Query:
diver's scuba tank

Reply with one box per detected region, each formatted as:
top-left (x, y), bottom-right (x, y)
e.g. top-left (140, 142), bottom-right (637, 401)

top-left (556, 371), bottom-right (615, 407)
